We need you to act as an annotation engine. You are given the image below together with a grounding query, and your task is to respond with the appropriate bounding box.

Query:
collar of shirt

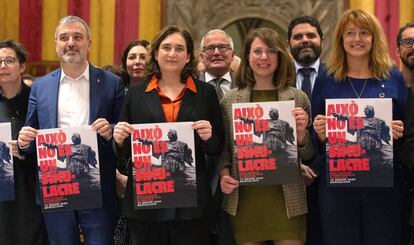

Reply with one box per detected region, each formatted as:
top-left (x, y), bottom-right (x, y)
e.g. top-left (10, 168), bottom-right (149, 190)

top-left (294, 59), bottom-right (320, 75)
top-left (294, 59), bottom-right (320, 90)
top-left (205, 71), bottom-right (232, 84)
top-left (59, 63), bottom-right (90, 82)
top-left (145, 75), bottom-right (197, 93)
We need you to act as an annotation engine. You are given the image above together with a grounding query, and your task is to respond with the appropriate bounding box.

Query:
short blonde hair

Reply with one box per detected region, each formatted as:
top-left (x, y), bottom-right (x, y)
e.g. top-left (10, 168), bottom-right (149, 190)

top-left (327, 8), bottom-right (392, 81)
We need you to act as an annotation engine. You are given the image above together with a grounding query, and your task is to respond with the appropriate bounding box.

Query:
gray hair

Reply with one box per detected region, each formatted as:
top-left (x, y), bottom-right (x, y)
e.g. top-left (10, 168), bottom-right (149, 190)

top-left (55, 16), bottom-right (91, 39)
top-left (200, 29), bottom-right (234, 50)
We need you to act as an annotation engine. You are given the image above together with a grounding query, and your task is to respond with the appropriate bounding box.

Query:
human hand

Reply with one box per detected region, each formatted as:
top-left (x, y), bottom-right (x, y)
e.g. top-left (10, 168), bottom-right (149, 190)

top-left (192, 120), bottom-right (212, 142)
top-left (17, 126), bottom-right (38, 149)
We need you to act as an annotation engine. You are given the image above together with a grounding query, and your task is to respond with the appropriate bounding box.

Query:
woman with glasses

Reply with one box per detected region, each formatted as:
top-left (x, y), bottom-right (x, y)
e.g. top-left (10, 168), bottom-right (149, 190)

top-left (218, 27), bottom-right (313, 245)
top-left (0, 39), bottom-right (48, 245)
top-left (312, 9), bottom-right (407, 245)
top-left (113, 26), bottom-right (224, 245)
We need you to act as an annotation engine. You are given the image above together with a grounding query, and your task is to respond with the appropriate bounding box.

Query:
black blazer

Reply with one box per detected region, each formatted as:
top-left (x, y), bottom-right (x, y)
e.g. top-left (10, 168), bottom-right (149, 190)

top-left (294, 63), bottom-right (327, 172)
top-left (119, 77), bottom-right (224, 221)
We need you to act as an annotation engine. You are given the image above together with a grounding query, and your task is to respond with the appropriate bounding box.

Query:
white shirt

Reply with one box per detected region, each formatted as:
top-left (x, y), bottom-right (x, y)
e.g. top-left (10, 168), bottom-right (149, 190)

top-left (294, 59), bottom-right (320, 93)
top-left (205, 71), bottom-right (232, 95)
top-left (57, 63), bottom-right (90, 128)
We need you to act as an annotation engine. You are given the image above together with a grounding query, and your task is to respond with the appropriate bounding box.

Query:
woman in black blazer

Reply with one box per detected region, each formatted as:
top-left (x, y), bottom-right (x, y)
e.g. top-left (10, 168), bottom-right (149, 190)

top-left (113, 26), bottom-right (224, 245)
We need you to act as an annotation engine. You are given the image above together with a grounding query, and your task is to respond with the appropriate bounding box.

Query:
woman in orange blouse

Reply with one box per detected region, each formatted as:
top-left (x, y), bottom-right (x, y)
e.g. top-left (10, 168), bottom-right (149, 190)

top-left (113, 26), bottom-right (224, 245)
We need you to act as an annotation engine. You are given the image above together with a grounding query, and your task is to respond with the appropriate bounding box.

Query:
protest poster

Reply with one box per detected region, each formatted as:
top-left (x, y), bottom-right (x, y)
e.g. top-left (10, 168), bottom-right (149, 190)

top-left (36, 126), bottom-right (102, 211)
top-left (326, 98), bottom-right (393, 186)
top-left (232, 101), bottom-right (300, 185)
top-left (131, 122), bottom-right (197, 209)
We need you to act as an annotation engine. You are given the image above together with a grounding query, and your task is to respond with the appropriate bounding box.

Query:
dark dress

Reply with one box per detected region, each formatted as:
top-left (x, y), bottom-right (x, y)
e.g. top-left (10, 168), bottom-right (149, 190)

top-left (0, 82), bottom-right (49, 245)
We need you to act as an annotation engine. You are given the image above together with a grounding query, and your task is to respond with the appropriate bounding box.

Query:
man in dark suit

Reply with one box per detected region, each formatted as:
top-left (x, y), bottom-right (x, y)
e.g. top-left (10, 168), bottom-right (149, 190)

top-left (288, 15), bottom-right (326, 245)
top-left (199, 29), bottom-right (236, 245)
top-left (18, 16), bottom-right (124, 245)
top-left (199, 29), bottom-right (236, 103)
top-left (397, 22), bottom-right (414, 245)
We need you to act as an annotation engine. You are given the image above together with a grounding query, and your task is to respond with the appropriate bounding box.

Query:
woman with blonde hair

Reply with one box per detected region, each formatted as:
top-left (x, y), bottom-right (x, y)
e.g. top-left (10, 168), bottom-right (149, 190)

top-left (312, 9), bottom-right (407, 245)
top-left (218, 27), bottom-right (313, 245)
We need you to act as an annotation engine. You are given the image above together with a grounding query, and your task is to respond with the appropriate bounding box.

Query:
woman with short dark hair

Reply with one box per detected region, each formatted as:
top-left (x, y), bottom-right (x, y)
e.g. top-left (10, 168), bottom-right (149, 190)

top-left (113, 26), bottom-right (224, 245)
top-left (0, 39), bottom-right (48, 245)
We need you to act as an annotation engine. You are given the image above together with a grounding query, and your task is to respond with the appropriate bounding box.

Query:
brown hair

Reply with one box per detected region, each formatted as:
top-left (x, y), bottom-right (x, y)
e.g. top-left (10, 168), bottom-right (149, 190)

top-left (236, 27), bottom-right (295, 90)
top-left (326, 8), bottom-right (392, 81)
top-left (145, 26), bottom-right (197, 83)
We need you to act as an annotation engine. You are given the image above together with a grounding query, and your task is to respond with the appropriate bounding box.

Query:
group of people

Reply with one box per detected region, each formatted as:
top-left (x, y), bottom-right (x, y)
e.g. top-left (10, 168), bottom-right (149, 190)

top-left (1, 7), bottom-right (414, 245)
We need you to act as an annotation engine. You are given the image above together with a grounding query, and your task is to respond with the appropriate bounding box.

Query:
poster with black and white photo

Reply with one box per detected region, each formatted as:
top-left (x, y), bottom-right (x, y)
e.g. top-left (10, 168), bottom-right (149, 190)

top-left (325, 98), bottom-right (393, 186)
top-left (0, 123), bottom-right (14, 201)
top-left (232, 101), bottom-right (300, 185)
top-left (36, 126), bottom-right (102, 211)
top-left (131, 122), bottom-right (196, 209)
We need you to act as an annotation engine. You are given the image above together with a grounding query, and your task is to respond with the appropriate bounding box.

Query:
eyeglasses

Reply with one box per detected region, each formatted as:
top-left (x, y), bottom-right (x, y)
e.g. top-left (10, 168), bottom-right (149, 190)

top-left (399, 38), bottom-right (414, 48)
top-left (250, 48), bottom-right (278, 58)
top-left (202, 44), bottom-right (231, 55)
top-left (0, 57), bottom-right (16, 66)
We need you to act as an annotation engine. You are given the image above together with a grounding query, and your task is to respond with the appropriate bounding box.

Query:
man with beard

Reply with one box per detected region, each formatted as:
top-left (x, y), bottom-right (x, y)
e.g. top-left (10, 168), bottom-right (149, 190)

top-left (397, 22), bottom-right (414, 245)
top-left (288, 16), bottom-right (326, 245)
top-left (397, 22), bottom-right (414, 87)
top-left (18, 16), bottom-right (124, 245)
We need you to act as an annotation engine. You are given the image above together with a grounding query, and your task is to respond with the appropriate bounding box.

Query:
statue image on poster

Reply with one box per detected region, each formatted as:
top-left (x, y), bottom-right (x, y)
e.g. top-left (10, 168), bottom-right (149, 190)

top-left (0, 122), bottom-right (14, 201)
top-left (232, 101), bottom-right (299, 185)
top-left (36, 126), bottom-right (102, 211)
top-left (326, 98), bottom-right (393, 186)
top-left (131, 122), bottom-right (196, 209)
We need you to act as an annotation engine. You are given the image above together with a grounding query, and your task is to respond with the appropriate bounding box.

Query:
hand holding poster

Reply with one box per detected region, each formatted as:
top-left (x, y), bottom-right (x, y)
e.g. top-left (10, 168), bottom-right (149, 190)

top-left (232, 101), bottom-right (300, 185)
top-left (325, 98), bottom-right (393, 186)
top-left (36, 126), bottom-right (102, 211)
top-left (131, 122), bottom-right (196, 209)
top-left (0, 123), bottom-right (14, 201)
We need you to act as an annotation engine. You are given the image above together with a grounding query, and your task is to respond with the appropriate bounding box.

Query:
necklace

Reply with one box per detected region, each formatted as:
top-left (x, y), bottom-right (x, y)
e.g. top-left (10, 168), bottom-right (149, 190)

top-left (348, 77), bottom-right (368, 98)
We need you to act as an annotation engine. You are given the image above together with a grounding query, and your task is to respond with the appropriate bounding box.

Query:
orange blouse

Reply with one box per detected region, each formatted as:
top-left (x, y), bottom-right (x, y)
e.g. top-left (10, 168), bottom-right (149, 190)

top-left (145, 76), bottom-right (197, 122)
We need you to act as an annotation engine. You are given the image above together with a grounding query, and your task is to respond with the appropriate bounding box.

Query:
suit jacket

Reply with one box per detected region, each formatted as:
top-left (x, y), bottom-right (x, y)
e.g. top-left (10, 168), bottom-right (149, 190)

top-left (24, 64), bottom-right (124, 205)
top-left (294, 63), bottom-right (327, 172)
top-left (119, 78), bottom-right (224, 221)
top-left (218, 86), bottom-right (313, 218)
top-left (400, 87), bottom-right (414, 168)
top-left (309, 63), bottom-right (327, 120)
top-left (199, 71), bottom-right (236, 90)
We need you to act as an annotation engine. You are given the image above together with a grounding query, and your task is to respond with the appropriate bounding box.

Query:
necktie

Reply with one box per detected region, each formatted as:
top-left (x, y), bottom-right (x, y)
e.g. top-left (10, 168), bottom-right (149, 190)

top-left (299, 67), bottom-right (314, 99)
top-left (210, 77), bottom-right (225, 102)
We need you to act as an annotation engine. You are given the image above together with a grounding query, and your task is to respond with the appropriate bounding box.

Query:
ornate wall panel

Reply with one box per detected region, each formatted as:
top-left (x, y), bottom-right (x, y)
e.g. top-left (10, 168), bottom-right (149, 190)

top-left (166, 0), bottom-right (345, 61)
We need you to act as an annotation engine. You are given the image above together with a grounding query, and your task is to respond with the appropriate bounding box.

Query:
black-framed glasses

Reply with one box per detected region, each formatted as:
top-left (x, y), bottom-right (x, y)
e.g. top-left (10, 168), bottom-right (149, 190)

top-left (0, 57), bottom-right (16, 66)
top-left (251, 48), bottom-right (278, 58)
top-left (202, 44), bottom-right (232, 55)
top-left (399, 38), bottom-right (414, 48)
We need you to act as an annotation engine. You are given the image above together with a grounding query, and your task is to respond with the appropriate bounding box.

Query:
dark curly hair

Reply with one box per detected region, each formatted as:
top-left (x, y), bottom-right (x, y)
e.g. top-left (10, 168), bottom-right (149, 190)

top-left (120, 39), bottom-right (149, 86)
